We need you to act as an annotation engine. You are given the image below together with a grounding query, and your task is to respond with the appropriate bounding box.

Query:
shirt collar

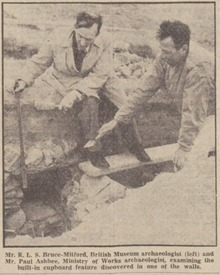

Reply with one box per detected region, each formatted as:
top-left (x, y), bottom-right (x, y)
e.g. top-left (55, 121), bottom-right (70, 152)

top-left (93, 33), bottom-right (102, 48)
top-left (61, 28), bottom-right (102, 49)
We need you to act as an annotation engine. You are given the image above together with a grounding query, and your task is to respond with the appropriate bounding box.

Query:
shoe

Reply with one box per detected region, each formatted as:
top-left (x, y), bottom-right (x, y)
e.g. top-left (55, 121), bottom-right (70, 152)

top-left (128, 143), bottom-right (151, 162)
top-left (87, 151), bottom-right (110, 169)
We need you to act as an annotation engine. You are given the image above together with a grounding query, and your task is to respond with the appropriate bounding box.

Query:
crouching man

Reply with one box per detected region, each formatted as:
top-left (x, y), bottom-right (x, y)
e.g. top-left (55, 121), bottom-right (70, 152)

top-left (98, 20), bottom-right (215, 171)
top-left (7, 11), bottom-right (150, 169)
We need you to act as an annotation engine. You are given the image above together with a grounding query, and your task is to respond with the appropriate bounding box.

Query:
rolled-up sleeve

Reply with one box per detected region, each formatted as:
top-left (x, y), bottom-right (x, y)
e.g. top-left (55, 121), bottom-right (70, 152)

top-left (18, 30), bottom-right (54, 86)
top-left (74, 39), bottom-right (113, 98)
top-left (114, 56), bottom-right (166, 124)
top-left (178, 69), bottom-right (210, 152)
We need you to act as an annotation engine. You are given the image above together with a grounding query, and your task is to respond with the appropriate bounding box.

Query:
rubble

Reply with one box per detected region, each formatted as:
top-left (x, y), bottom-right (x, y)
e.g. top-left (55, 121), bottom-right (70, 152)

top-left (114, 50), bottom-right (154, 79)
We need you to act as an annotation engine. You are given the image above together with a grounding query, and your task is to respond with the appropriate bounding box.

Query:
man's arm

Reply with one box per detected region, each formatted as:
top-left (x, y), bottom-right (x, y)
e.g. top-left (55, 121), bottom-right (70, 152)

top-left (173, 67), bottom-right (212, 170)
top-left (97, 57), bottom-right (166, 138)
top-left (96, 76), bottom-right (161, 139)
top-left (114, 75), bottom-right (161, 124)
top-left (178, 70), bottom-right (211, 153)
top-left (17, 30), bottom-right (54, 87)
top-left (114, 56), bottom-right (167, 124)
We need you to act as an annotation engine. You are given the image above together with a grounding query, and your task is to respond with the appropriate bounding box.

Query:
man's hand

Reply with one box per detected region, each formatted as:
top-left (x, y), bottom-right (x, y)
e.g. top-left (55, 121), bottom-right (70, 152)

top-left (58, 90), bottom-right (79, 111)
top-left (6, 79), bottom-right (27, 93)
top-left (173, 148), bottom-right (189, 172)
top-left (96, 119), bottom-right (118, 139)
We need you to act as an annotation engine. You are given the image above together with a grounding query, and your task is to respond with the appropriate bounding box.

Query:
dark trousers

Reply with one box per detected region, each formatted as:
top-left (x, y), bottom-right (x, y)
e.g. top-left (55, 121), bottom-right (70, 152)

top-left (76, 95), bottom-right (142, 153)
top-left (77, 96), bottom-right (101, 152)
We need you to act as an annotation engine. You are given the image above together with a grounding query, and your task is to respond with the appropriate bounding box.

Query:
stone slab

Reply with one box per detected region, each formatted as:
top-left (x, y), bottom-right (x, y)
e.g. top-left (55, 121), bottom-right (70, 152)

top-left (79, 143), bottom-right (178, 177)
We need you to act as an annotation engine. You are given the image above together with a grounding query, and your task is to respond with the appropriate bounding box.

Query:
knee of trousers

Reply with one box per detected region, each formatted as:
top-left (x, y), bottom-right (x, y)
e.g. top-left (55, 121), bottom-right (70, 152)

top-left (85, 96), bottom-right (100, 107)
top-left (78, 96), bottom-right (100, 122)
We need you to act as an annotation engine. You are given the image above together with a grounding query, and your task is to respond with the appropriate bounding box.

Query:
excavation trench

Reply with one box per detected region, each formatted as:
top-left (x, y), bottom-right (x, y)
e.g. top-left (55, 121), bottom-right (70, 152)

top-left (4, 157), bottom-right (175, 240)
top-left (4, 99), bottom-right (180, 240)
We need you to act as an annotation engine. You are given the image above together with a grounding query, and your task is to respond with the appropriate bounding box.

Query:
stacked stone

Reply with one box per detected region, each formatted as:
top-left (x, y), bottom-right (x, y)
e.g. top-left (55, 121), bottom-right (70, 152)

top-left (4, 173), bottom-right (26, 236)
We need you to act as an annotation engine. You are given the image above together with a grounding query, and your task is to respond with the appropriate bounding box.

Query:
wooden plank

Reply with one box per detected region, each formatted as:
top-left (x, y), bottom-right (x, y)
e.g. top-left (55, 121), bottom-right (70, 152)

top-left (79, 143), bottom-right (178, 177)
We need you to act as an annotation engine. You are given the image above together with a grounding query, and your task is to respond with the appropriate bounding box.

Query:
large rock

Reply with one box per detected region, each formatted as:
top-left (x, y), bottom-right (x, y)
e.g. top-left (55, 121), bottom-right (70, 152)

top-left (19, 200), bottom-right (63, 238)
top-left (5, 208), bottom-right (26, 233)
top-left (4, 144), bottom-right (21, 172)
top-left (22, 200), bottom-right (57, 221)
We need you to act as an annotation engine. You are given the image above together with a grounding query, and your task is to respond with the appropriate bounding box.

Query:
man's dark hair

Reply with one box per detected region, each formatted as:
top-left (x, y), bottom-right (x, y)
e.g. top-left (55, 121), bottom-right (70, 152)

top-left (156, 20), bottom-right (191, 50)
top-left (75, 12), bottom-right (102, 35)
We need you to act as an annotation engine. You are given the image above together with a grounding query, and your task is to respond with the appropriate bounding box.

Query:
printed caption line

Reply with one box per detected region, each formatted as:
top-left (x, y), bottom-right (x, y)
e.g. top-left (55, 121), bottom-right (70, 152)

top-left (1, 272), bottom-right (219, 275)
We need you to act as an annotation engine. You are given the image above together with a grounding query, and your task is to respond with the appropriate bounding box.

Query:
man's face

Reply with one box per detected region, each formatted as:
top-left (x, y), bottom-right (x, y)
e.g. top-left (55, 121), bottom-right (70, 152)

top-left (160, 36), bottom-right (186, 66)
top-left (75, 23), bottom-right (98, 51)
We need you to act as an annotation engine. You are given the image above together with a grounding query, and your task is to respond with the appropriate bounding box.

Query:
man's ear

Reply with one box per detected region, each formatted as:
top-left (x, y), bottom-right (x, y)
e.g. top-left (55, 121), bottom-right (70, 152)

top-left (180, 44), bottom-right (188, 55)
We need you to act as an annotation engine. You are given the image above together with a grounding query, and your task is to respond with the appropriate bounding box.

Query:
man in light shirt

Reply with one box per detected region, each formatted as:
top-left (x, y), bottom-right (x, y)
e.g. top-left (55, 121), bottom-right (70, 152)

top-left (98, 20), bottom-right (215, 171)
top-left (7, 11), bottom-right (150, 169)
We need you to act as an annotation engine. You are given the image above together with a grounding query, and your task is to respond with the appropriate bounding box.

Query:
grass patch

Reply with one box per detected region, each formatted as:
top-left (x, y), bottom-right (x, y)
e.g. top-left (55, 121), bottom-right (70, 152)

top-left (4, 37), bottom-right (38, 59)
top-left (17, 24), bottom-right (40, 30)
top-left (128, 43), bottom-right (155, 59)
top-left (4, 25), bottom-right (48, 59)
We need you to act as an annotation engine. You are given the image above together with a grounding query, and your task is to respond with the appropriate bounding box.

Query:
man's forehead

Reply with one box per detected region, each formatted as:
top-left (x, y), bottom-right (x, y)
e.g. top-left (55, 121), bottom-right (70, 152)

top-left (160, 37), bottom-right (176, 49)
top-left (76, 23), bottom-right (98, 39)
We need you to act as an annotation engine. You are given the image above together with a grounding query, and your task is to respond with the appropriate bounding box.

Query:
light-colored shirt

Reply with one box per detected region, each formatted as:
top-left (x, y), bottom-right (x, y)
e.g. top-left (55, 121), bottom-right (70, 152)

top-left (115, 56), bottom-right (215, 152)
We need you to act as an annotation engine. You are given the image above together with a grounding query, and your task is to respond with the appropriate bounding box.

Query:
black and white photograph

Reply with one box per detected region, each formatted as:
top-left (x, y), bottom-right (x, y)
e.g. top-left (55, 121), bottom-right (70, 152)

top-left (3, 2), bottom-right (216, 248)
